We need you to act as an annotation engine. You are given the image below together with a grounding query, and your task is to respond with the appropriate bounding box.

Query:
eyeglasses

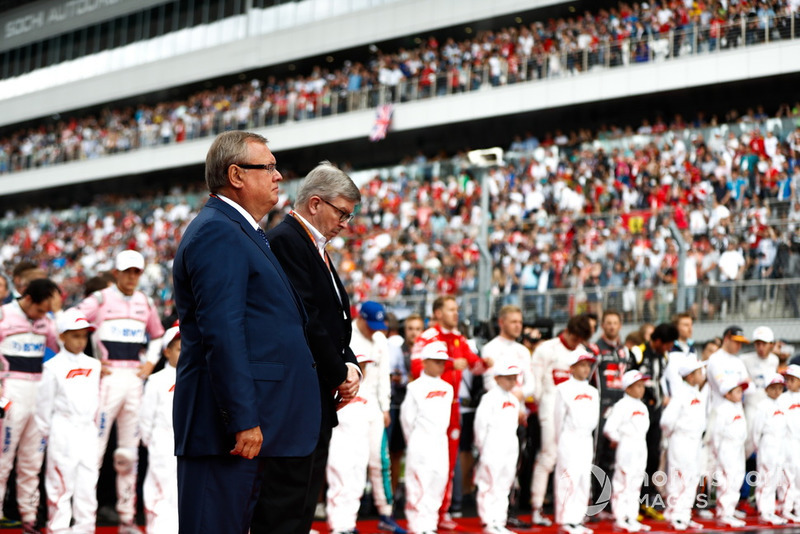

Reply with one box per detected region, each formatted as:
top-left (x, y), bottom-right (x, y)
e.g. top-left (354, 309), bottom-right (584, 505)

top-left (320, 198), bottom-right (355, 223)
top-left (234, 163), bottom-right (277, 173)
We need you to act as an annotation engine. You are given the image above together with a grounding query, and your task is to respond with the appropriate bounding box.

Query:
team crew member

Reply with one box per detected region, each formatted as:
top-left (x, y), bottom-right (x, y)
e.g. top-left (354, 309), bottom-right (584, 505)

top-left (480, 306), bottom-right (535, 397)
top-left (661, 313), bottom-right (697, 399)
top-left (604, 370), bottom-right (651, 533)
top-left (554, 350), bottom-right (599, 534)
top-left (530, 314), bottom-right (593, 526)
top-left (741, 326), bottom-right (779, 423)
top-left (780, 365), bottom-right (800, 522)
top-left (474, 359), bottom-right (522, 534)
top-left (77, 249), bottom-right (165, 533)
top-left (711, 378), bottom-right (749, 528)
top-left (706, 326), bottom-right (750, 415)
top-left (750, 372), bottom-right (789, 526)
top-left (660, 360), bottom-right (707, 531)
top-left (35, 309), bottom-right (101, 534)
top-left (410, 296), bottom-right (490, 530)
top-left (0, 278), bottom-right (60, 533)
top-left (348, 301), bottom-right (405, 533)
top-left (326, 353), bottom-right (374, 534)
top-left (401, 341), bottom-right (454, 534)
top-left (139, 323), bottom-right (181, 534)
top-left (593, 310), bottom-right (629, 497)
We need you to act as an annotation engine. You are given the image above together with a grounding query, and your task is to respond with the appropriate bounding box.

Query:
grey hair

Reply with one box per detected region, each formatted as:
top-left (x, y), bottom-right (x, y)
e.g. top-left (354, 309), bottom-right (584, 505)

top-left (205, 131), bottom-right (268, 193)
top-left (295, 161), bottom-right (361, 208)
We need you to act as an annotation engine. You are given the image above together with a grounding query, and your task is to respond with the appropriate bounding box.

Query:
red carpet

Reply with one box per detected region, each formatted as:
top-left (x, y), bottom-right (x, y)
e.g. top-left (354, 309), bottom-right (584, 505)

top-left (2, 514), bottom-right (800, 533)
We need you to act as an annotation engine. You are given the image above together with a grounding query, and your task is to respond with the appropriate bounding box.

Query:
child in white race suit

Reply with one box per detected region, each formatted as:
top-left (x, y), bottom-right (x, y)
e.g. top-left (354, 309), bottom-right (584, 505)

top-left (325, 352), bottom-right (375, 534)
top-left (474, 358), bottom-right (521, 534)
top-left (660, 359), bottom-right (707, 531)
top-left (554, 351), bottom-right (599, 534)
top-left (139, 323), bottom-right (180, 534)
top-left (401, 341), bottom-right (453, 534)
top-left (35, 309), bottom-right (101, 534)
top-left (779, 364), bottom-right (800, 522)
top-left (750, 371), bottom-right (789, 525)
top-left (711, 377), bottom-right (749, 528)
top-left (604, 370), bottom-right (651, 533)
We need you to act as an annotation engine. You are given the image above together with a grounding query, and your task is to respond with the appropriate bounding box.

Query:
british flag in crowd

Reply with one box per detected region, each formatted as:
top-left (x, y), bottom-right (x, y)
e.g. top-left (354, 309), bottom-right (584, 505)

top-left (369, 104), bottom-right (394, 142)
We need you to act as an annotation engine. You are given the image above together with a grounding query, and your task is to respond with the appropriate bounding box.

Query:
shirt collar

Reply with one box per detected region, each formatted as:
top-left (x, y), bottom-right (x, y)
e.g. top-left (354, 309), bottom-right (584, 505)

top-left (291, 210), bottom-right (327, 252)
top-left (217, 194), bottom-right (260, 231)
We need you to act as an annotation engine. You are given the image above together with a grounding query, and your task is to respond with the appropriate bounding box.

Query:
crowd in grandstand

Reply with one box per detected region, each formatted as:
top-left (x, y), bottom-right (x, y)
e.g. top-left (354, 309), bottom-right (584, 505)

top-left (2, 0), bottom-right (800, 173)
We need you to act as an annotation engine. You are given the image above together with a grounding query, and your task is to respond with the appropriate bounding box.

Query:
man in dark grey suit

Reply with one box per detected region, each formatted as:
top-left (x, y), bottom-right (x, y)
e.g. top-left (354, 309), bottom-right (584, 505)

top-left (254, 162), bottom-right (362, 533)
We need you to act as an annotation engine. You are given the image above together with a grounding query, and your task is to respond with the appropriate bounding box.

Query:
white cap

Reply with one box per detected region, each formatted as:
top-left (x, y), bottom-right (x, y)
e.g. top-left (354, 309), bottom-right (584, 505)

top-left (622, 370), bottom-right (650, 389)
top-left (162, 325), bottom-right (181, 350)
top-left (57, 309), bottom-right (96, 334)
top-left (752, 326), bottom-right (775, 343)
top-left (679, 359), bottom-right (707, 378)
top-left (782, 364), bottom-right (800, 380)
top-left (493, 357), bottom-right (521, 377)
top-left (568, 350), bottom-right (597, 367)
top-left (719, 377), bottom-right (749, 395)
top-left (115, 250), bottom-right (145, 271)
top-left (764, 372), bottom-right (785, 387)
top-left (421, 341), bottom-right (449, 361)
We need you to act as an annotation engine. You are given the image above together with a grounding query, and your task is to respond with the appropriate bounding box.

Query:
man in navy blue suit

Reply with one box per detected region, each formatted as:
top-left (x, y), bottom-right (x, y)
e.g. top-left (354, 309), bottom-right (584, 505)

top-left (172, 131), bottom-right (336, 534)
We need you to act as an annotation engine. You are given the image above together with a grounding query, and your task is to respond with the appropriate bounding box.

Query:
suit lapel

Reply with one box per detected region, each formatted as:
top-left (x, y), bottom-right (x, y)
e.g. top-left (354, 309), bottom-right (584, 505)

top-left (208, 199), bottom-right (306, 317)
top-left (284, 215), bottom-right (347, 315)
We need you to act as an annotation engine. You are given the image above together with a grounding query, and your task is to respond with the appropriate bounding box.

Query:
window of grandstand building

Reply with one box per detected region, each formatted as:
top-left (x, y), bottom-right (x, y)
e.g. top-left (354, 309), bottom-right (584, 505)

top-left (0, 0), bottom-right (252, 80)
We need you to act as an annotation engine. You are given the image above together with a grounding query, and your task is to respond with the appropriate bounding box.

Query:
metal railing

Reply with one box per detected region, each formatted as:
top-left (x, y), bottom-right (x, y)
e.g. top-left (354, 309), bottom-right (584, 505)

top-left (2, 13), bottom-right (799, 174)
top-left (375, 278), bottom-right (800, 326)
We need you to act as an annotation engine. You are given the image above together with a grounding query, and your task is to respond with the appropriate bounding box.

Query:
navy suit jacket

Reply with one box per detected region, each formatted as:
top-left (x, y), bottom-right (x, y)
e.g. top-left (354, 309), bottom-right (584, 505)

top-left (172, 196), bottom-right (321, 457)
top-left (266, 214), bottom-right (357, 431)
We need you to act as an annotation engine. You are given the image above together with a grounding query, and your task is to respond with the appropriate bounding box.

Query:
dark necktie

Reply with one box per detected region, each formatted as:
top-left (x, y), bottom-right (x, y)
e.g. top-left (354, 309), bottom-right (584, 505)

top-left (256, 227), bottom-right (271, 249)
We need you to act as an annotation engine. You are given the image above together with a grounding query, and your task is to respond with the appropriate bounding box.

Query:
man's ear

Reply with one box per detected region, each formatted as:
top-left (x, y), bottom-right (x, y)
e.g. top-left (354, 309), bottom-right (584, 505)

top-left (308, 195), bottom-right (321, 215)
top-left (228, 164), bottom-right (245, 190)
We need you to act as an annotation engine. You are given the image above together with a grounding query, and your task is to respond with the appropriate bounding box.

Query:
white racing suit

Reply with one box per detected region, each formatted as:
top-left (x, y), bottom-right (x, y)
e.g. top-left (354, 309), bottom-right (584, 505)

top-left (77, 285), bottom-right (164, 524)
top-left (711, 399), bottom-right (747, 521)
top-left (530, 336), bottom-right (585, 511)
top-left (0, 300), bottom-right (58, 524)
top-left (35, 350), bottom-right (101, 534)
top-left (660, 383), bottom-right (706, 524)
top-left (604, 394), bottom-right (650, 525)
top-left (554, 377), bottom-right (599, 526)
top-left (779, 389), bottom-right (800, 516)
top-left (400, 373), bottom-right (453, 533)
top-left (139, 364), bottom-right (177, 534)
top-left (474, 386), bottom-right (520, 529)
top-left (750, 396), bottom-right (788, 519)
top-left (325, 396), bottom-right (370, 534)
top-left (349, 326), bottom-right (393, 517)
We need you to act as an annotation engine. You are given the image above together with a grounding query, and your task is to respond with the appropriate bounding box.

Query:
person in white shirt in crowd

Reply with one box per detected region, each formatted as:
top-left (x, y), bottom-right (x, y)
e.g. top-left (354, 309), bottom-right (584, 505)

top-left (474, 358), bottom-right (522, 534)
top-left (554, 350), bottom-right (599, 534)
top-left (325, 353), bottom-right (375, 534)
top-left (661, 313), bottom-right (697, 399)
top-left (741, 326), bottom-right (779, 423)
top-left (750, 372), bottom-right (789, 526)
top-left (779, 365), bottom-right (800, 522)
top-left (348, 301), bottom-right (405, 533)
top-left (480, 305), bottom-right (535, 398)
top-left (604, 370), bottom-right (651, 533)
top-left (35, 309), bottom-right (101, 534)
top-left (139, 323), bottom-right (181, 534)
top-left (706, 326), bottom-right (750, 417)
top-left (660, 360), bottom-right (707, 531)
top-left (711, 378), bottom-right (749, 528)
top-left (401, 341), bottom-right (454, 534)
